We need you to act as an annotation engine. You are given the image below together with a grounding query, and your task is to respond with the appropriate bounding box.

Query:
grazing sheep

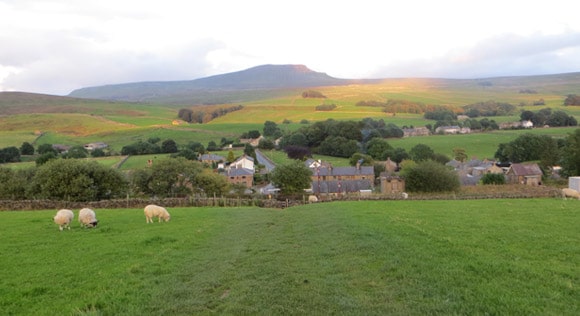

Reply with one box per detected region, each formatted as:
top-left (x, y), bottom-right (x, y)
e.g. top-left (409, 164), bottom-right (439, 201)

top-left (144, 204), bottom-right (171, 223)
top-left (53, 209), bottom-right (74, 231)
top-left (401, 192), bottom-right (409, 199)
top-left (308, 195), bottom-right (318, 203)
top-left (79, 208), bottom-right (99, 228)
top-left (562, 188), bottom-right (580, 200)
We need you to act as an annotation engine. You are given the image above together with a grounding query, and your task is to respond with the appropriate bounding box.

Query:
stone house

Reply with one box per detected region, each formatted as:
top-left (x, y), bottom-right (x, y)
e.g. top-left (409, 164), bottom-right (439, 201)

top-left (402, 127), bottom-right (430, 137)
top-left (310, 163), bottom-right (374, 195)
top-left (435, 126), bottom-right (471, 134)
top-left (230, 155), bottom-right (254, 170)
top-left (505, 163), bottom-right (543, 186)
top-left (379, 174), bottom-right (405, 194)
top-left (83, 142), bottom-right (108, 151)
top-left (226, 168), bottom-right (254, 188)
top-left (199, 153), bottom-right (225, 166)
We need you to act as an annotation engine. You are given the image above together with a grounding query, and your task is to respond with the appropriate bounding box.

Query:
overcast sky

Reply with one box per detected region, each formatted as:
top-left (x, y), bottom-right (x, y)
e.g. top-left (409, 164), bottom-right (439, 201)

top-left (2, 0), bottom-right (580, 95)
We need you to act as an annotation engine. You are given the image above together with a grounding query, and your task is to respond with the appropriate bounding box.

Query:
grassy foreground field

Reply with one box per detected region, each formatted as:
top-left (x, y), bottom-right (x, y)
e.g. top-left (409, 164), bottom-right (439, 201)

top-left (1, 199), bottom-right (578, 315)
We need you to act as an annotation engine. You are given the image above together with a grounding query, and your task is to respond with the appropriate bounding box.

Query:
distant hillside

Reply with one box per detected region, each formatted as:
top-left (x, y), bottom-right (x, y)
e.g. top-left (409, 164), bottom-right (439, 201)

top-left (0, 92), bottom-right (107, 115)
top-left (68, 64), bottom-right (364, 105)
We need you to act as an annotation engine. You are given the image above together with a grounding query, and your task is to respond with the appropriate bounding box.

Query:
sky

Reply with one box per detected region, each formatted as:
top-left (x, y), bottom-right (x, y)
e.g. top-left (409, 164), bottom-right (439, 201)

top-left (2, 0), bottom-right (580, 96)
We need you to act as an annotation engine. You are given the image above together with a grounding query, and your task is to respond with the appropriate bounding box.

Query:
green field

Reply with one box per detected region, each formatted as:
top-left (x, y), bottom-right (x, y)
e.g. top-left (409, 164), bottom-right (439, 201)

top-left (389, 127), bottom-right (578, 160)
top-left (1, 199), bottom-right (578, 315)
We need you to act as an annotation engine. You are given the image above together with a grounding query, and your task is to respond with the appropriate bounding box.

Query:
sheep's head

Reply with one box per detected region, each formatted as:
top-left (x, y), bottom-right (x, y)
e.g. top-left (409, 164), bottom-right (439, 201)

top-left (89, 220), bottom-right (99, 227)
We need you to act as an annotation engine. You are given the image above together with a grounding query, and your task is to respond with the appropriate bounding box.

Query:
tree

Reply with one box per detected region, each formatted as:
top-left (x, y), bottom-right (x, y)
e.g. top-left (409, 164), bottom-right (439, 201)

top-left (243, 143), bottom-right (257, 161)
top-left (318, 136), bottom-right (359, 158)
top-left (560, 129), bottom-right (580, 177)
top-left (147, 157), bottom-right (203, 197)
top-left (404, 160), bottom-right (460, 193)
top-left (481, 173), bottom-right (506, 185)
top-left (453, 148), bottom-right (468, 162)
top-left (227, 150), bottom-right (235, 163)
top-left (258, 138), bottom-right (275, 150)
top-left (35, 152), bottom-right (57, 166)
top-left (247, 130), bottom-right (261, 139)
top-left (193, 170), bottom-right (230, 196)
top-left (161, 139), bottom-right (178, 153)
top-left (37, 143), bottom-right (57, 155)
top-left (207, 140), bottom-right (220, 151)
top-left (520, 110), bottom-right (535, 121)
top-left (32, 159), bottom-right (127, 201)
top-left (91, 148), bottom-right (106, 157)
top-left (284, 145), bottom-right (311, 160)
top-left (385, 147), bottom-right (409, 164)
top-left (494, 133), bottom-right (558, 164)
top-left (0, 146), bottom-right (21, 163)
top-left (263, 121), bottom-right (281, 138)
top-left (185, 141), bottom-right (205, 154)
top-left (409, 144), bottom-right (435, 162)
top-left (64, 145), bottom-right (88, 159)
top-left (0, 167), bottom-right (27, 199)
top-left (270, 160), bottom-right (312, 195)
top-left (349, 153), bottom-right (374, 166)
top-left (365, 138), bottom-right (393, 160)
top-left (20, 142), bottom-right (34, 155)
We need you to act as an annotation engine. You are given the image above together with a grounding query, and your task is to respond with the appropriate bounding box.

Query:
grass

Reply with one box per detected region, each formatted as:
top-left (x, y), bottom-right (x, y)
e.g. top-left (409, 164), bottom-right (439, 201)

top-left (389, 126), bottom-right (578, 159)
top-left (1, 199), bottom-right (578, 315)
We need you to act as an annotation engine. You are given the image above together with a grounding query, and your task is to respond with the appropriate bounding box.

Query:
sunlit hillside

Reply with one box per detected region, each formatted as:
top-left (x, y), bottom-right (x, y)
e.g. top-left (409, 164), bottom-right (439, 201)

top-left (1, 69), bottom-right (580, 159)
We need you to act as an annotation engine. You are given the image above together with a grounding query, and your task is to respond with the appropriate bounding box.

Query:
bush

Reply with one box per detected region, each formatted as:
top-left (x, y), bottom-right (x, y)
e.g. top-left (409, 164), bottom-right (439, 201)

top-left (302, 90), bottom-right (326, 98)
top-left (404, 160), bottom-right (460, 193)
top-left (32, 159), bottom-right (128, 201)
top-left (481, 173), bottom-right (506, 185)
top-left (315, 104), bottom-right (336, 111)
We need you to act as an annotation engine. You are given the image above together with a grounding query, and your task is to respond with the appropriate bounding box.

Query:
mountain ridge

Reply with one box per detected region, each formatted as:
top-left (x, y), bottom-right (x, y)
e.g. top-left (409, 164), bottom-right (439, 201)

top-left (67, 64), bottom-right (374, 104)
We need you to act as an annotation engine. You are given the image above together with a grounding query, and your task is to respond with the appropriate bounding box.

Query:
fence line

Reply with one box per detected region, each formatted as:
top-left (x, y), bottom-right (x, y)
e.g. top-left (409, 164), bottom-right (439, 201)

top-left (0, 186), bottom-right (564, 211)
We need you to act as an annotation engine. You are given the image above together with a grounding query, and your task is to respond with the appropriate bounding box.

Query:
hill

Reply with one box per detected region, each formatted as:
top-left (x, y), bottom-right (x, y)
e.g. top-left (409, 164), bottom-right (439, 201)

top-left (3, 69), bottom-right (580, 157)
top-left (68, 64), bottom-right (367, 104)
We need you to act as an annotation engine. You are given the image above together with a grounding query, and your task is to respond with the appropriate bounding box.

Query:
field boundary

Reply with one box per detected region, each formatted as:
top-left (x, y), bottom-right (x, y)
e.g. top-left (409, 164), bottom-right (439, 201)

top-left (0, 185), bottom-right (564, 211)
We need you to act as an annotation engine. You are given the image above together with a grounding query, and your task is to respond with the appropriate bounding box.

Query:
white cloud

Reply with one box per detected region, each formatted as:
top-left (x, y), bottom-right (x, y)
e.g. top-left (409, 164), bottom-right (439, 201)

top-left (2, 0), bottom-right (580, 95)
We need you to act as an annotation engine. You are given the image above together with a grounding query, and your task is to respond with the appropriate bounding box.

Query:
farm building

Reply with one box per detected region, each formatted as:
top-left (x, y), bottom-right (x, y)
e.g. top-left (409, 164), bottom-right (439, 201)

top-left (230, 155), bottom-right (254, 170)
top-left (505, 163), bottom-right (543, 186)
top-left (226, 168), bottom-right (254, 188)
top-left (83, 142), bottom-right (108, 151)
top-left (435, 126), bottom-right (471, 134)
top-left (402, 127), bottom-right (430, 137)
top-left (310, 163), bottom-right (374, 196)
top-left (379, 174), bottom-right (405, 194)
top-left (199, 153), bottom-right (225, 165)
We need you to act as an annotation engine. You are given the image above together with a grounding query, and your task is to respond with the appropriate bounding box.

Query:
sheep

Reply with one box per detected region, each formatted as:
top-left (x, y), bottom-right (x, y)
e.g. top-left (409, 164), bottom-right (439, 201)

top-left (401, 192), bottom-right (409, 199)
top-left (308, 195), bottom-right (318, 203)
top-left (144, 204), bottom-right (171, 223)
top-left (561, 188), bottom-right (580, 200)
top-left (53, 209), bottom-right (74, 231)
top-left (79, 208), bottom-right (99, 228)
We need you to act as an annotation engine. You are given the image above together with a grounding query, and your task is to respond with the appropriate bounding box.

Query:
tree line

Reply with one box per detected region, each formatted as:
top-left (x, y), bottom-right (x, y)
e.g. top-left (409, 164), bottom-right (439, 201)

top-left (520, 108), bottom-right (577, 127)
top-left (177, 105), bottom-right (243, 124)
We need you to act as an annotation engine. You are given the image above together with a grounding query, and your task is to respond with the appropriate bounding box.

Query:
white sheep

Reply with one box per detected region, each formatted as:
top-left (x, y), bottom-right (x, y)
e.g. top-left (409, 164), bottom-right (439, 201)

top-left (308, 195), bottom-right (318, 203)
top-left (562, 188), bottom-right (580, 200)
top-left (144, 204), bottom-right (171, 223)
top-left (79, 208), bottom-right (99, 228)
top-left (53, 209), bottom-right (74, 231)
top-left (401, 192), bottom-right (409, 199)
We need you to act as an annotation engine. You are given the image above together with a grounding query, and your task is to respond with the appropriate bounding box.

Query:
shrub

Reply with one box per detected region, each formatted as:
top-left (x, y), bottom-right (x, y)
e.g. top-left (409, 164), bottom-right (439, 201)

top-left (404, 160), bottom-right (460, 193)
top-left (302, 90), bottom-right (326, 98)
top-left (481, 173), bottom-right (506, 185)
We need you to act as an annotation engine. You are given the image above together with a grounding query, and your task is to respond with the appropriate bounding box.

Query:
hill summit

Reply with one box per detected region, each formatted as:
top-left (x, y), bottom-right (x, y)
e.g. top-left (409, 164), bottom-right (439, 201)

top-left (68, 64), bottom-right (352, 104)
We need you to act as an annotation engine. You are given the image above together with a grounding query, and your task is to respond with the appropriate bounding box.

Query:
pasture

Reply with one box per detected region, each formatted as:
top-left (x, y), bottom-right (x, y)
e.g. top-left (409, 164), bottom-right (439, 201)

top-left (1, 199), bottom-right (577, 315)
